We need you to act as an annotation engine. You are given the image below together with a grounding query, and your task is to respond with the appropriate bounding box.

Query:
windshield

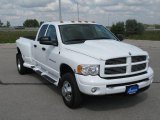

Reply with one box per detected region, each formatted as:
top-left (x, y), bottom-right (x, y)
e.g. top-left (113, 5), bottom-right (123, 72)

top-left (59, 24), bottom-right (117, 44)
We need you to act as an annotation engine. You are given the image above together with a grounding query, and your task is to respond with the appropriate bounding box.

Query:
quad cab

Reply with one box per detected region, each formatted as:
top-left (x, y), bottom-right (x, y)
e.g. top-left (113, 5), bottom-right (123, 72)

top-left (16, 21), bottom-right (154, 108)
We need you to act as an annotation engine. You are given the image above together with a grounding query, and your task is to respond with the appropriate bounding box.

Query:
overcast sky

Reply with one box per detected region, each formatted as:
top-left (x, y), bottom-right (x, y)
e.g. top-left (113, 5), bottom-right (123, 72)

top-left (0, 0), bottom-right (160, 26)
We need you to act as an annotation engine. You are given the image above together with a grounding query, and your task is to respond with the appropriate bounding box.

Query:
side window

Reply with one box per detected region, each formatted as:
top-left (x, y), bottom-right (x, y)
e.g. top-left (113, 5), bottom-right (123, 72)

top-left (46, 25), bottom-right (57, 41)
top-left (38, 24), bottom-right (48, 40)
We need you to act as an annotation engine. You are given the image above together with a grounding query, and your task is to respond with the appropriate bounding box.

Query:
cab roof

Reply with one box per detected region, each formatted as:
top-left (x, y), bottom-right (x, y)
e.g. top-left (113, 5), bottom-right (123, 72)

top-left (43, 21), bottom-right (97, 26)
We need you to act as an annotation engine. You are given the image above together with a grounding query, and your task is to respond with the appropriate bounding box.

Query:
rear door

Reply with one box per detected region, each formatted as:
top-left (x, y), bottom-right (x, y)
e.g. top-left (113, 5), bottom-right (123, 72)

top-left (32, 24), bottom-right (49, 66)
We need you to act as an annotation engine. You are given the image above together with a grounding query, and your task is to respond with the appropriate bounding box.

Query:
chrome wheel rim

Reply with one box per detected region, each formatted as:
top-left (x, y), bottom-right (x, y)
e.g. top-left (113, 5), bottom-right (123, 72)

top-left (62, 81), bottom-right (72, 102)
top-left (17, 59), bottom-right (21, 71)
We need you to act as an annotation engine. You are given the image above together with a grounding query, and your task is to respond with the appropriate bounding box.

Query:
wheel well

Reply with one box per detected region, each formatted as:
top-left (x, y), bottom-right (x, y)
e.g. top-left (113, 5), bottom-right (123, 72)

top-left (60, 64), bottom-right (74, 77)
top-left (59, 64), bottom-right (75, 87)
top-left (17, 47), bottom-right (21, 54)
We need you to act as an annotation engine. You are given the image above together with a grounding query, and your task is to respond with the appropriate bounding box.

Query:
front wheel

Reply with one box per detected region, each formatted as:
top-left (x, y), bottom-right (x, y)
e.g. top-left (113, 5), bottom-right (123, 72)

top-left (61, 73), bottom-right (83, 108)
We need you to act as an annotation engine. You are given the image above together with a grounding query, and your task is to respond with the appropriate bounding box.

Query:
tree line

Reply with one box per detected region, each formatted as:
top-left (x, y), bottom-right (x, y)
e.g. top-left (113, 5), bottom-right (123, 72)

top-left (110, 19), bottom-right (145, 36)
top-left (23, 19), bottom-right (44, 27)
top-left (1, 18), bottom-right (159, 32)
top-left (0, 19), bottom-right (44, 28)
top-left (23, 19), bottom-right (147, 37)
top-left (0, 20), bottom-right (11, 27)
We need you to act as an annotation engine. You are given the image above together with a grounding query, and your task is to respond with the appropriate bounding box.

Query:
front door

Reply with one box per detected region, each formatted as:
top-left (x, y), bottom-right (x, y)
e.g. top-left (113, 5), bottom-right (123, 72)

top-left (40, 25), bottom-right (60, 81)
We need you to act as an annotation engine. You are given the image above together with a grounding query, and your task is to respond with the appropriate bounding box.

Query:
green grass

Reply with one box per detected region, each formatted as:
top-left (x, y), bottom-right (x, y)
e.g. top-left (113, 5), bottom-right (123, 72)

top-left (127, 31), bottom-right (160, 41)
top-left (0, 31), bottom-right (37, 43)
top-left (0, 30), bottom-right (160, 43)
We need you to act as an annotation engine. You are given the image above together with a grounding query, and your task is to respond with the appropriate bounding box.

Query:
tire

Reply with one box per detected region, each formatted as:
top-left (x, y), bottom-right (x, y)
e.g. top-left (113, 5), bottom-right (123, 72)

top-left (61, 73), bottom-right (83, 108)
top-left (16, 53), bottom-right (29, 75)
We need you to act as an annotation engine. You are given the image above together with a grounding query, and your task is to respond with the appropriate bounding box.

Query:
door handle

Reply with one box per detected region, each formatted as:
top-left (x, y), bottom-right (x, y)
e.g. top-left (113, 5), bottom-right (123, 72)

top-left (42, 47), bottom-right (46, 51)
top-left (34, 45), bottom-right (37, 48)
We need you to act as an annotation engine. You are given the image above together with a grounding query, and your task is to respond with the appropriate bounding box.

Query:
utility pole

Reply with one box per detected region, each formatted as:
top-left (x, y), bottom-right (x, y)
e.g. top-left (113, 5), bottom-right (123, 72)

top-left (74, 0), bottom-right (80, 21)
top-left (76, 1), bottom-right (80, 21)
top-left (59, 0), bottom-right (62, 21)
top-left (108, 14), bottom-right (110, 27)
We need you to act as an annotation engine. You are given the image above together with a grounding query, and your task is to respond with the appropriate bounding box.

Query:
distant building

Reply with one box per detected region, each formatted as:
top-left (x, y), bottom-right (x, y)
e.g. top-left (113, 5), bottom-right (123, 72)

top-left (146, 26), bottom-right (160, 31)
top-left (14, 26), bottom-right (25, 29)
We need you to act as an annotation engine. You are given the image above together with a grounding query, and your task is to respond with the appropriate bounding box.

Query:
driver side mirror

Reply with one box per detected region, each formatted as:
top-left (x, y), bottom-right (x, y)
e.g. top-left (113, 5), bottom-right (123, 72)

top-left (116, 34), bottom-right (124, 41)
top-left (39, 36), bottom-right (58, 46)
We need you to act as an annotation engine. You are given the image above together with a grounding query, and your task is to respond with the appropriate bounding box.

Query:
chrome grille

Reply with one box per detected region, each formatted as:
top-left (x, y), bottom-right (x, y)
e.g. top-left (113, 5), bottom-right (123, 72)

top-left (104, 55), bottom-right (147, 76)
top-left (132, 56), bottom-right (147, 63)
top-left (105, 67), bottom-right (126, 74)
top-left (131, 63), bottom-right (146, 72)
top-left (105, 57), bottom-right (126, 65)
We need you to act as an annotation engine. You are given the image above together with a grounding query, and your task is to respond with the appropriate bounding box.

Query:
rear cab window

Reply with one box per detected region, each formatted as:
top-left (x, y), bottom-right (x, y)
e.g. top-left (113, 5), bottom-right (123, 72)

top-left (37, 24), bottom-right (49, 41)
top-left (46, 25), bottom-right (57, 41)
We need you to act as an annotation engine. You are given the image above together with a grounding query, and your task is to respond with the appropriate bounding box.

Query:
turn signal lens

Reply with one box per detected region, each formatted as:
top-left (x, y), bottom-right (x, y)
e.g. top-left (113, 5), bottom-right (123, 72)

top-left (77, 65), bottom-right (83, 74)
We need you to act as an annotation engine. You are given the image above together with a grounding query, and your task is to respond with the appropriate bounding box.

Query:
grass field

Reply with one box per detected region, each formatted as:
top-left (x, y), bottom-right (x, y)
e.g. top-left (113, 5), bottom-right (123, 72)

top-left (0, 30), bottom-right (160, 43)
top-left (127, 31), bottom-right (160, 40)
top-left (0, 31), bottom-right (37, 43)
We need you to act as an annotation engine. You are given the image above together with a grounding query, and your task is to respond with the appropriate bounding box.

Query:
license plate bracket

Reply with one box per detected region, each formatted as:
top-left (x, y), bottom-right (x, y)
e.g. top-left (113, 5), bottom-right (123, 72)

top-left (126, 84), bottom-right (139, 95)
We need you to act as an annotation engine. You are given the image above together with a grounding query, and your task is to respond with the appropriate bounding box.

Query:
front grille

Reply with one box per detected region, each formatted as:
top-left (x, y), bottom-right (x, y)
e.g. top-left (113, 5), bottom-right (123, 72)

top-left (132, 63), bottom-right (146, 72)
top-left (104, 55), bottom-right (147, 76)
top-left (132, 56), bottom-right (147, 63)
top-left (105, 57), bottom-right (126, 65)
top-left (105, 67), bottom-right (126, 75)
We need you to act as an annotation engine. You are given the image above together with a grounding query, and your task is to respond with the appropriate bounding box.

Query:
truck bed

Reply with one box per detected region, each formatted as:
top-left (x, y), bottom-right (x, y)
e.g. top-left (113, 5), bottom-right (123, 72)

top-left (22, 36), bottom-right (36, 40)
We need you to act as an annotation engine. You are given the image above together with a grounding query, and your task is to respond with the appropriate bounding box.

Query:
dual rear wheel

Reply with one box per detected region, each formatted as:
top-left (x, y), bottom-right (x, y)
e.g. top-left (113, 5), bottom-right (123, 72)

top-left (16, 53), bottom-right (28, 75)
top-left (16, 53), bottom-right (32, 74)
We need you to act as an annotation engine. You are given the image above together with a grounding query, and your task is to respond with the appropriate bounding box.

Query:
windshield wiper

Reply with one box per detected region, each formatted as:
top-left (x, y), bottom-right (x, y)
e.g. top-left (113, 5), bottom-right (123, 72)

top-left (64, 39), bottom-right (86, 44)
top-left (93, 37), bottom-right (111, 40)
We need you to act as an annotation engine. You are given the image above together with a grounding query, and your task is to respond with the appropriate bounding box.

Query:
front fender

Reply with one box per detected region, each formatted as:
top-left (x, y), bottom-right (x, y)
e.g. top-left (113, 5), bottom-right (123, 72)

top-left (59, 48), bottom-right (100, 72)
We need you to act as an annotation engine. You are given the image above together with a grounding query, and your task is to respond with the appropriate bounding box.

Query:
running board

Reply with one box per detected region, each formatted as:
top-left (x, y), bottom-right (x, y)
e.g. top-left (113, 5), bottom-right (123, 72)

top-left (33, 67), bottom-right (41, 72)
top-left (32, 67), bottom-right (57, 85)
top-left (35, 70), bottom-right (42, 75)
top-left (42, 75), bottom-right (56, 84)
top-left (23, 63), bottom-right (35, 68)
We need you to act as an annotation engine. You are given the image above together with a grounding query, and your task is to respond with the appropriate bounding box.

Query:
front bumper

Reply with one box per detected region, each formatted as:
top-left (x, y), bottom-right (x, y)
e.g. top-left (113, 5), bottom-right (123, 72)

top-left (75, 67), bottom-right (154, 95)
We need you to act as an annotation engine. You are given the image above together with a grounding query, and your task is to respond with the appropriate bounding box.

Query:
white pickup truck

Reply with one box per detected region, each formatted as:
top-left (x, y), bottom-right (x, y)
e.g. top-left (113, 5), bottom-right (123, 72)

top-left (16, 21), bottom-right (154, 108)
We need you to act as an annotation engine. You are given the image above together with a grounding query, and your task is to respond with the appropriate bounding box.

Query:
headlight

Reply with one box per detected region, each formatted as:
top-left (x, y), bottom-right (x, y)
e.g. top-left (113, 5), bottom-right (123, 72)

top-left (77, 64), bottom-right (99, 76)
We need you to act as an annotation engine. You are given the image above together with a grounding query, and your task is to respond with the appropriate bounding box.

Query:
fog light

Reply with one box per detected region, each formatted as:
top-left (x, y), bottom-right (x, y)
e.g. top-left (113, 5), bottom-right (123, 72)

top-left (91, 87), bottom-right (98, 93)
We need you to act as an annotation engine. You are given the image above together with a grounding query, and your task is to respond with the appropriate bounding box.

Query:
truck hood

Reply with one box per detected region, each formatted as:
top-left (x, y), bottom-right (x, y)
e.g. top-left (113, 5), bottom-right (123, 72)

top-left (64, 40), bottom-right (147, 60)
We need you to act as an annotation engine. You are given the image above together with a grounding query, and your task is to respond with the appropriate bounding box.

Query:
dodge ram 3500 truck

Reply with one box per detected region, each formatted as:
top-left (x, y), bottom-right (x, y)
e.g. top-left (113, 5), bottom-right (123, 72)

top-left (16, 21), bottom-right (154, 108)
